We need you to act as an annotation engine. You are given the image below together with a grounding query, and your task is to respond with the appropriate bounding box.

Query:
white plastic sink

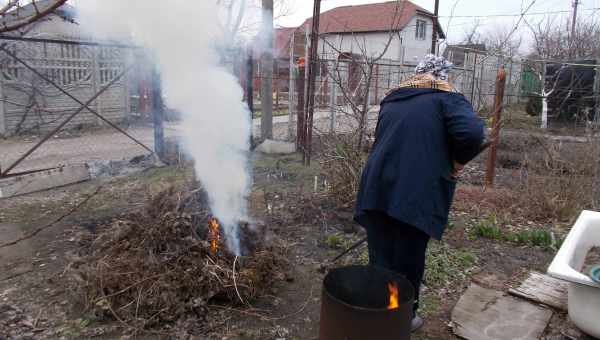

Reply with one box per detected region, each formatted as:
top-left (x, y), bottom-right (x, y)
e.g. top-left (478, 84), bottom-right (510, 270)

top-left (548, 210), bottom-right (600, 337)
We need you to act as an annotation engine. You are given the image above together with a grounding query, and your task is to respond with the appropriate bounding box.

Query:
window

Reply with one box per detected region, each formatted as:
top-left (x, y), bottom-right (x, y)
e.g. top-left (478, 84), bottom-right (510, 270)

top-left (416, 19), bottom-right (427, 40)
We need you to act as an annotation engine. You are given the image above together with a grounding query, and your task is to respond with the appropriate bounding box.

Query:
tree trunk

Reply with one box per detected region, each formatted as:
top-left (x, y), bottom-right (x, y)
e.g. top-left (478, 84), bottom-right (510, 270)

top-left (357, 64), bottom-right (374, 150)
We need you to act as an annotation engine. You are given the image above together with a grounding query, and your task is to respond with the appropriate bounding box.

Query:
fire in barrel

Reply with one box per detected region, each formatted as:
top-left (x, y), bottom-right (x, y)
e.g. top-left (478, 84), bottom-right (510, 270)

top-left (319, 265), bottom-right (415, 340)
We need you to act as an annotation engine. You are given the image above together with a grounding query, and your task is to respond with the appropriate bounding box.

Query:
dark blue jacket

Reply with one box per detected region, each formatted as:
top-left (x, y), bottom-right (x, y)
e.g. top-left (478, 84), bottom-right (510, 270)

top-left (354, 88), bottom-right (484, 240)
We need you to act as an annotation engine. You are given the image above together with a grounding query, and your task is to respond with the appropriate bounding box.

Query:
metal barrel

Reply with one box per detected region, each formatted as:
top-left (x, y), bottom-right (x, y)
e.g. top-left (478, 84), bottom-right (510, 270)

top-left (319, 265), bottom-right (414, 340)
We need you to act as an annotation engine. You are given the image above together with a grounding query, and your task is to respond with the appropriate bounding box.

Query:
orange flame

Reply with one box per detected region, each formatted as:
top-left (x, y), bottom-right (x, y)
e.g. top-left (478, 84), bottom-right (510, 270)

top-left (208, 217), bottom-right (221, 255)
top-left (388, 282), bottom-right (399, 310)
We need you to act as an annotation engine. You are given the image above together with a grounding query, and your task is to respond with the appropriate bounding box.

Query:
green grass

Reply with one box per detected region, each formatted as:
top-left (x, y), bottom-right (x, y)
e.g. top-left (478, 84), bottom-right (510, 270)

top-left (470, 215), bottom-right (563, 250)
top-left (424, 242), bottom-right (478, 288)
top-left (420, 293), bottom-right (442, 317)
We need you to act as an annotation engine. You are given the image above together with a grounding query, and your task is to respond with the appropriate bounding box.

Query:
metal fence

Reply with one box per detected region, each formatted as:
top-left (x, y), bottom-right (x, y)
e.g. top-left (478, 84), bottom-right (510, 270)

top-left (242, 48), bottom-right (600, 143)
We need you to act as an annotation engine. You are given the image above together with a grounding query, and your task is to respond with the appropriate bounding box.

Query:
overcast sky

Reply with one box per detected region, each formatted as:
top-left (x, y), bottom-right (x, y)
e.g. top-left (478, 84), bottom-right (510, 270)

top-left (276, 0), bottom-right (600, 50)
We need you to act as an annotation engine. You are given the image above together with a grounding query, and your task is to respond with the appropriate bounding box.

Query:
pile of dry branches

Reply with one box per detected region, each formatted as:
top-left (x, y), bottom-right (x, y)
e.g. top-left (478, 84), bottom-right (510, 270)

top-left (65, 187), bottom-right (287, 330)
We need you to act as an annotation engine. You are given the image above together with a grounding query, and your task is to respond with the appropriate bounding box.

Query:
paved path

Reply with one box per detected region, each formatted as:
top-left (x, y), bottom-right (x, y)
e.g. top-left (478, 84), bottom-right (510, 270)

top-left (0, 108), bottom-right (379, 174)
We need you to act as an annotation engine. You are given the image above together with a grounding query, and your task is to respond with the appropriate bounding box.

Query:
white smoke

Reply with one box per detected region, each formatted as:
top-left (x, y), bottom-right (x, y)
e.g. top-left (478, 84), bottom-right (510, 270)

top-left (77, 1), bottom-right (253, 255)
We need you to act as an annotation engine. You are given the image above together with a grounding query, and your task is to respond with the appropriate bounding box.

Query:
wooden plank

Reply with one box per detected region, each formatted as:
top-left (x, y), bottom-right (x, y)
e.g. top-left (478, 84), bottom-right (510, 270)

top-left (451, 283), bottom-right (553, 340)
top-left (508, 272), bottom-right (568, 312)
top-left (0, 164), bottom-right (90, 199)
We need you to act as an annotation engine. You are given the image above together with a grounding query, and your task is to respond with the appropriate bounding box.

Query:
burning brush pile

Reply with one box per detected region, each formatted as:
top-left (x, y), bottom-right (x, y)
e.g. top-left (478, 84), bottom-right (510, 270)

top-left (65, 187), bottom-right (287, 329)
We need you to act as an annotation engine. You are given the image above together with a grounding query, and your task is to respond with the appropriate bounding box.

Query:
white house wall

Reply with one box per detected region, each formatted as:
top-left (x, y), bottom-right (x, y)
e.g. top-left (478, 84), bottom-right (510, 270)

top-left (400, 15), bottom-right (434, 64)
top-left (315, 14), bottom-right (434, 63)
top-left (319, 32), bottom-right (403, 61)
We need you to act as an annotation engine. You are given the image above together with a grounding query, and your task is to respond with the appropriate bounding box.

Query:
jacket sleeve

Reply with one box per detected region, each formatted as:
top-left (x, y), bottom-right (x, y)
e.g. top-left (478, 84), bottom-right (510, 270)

top-left (443, 93), bottom-right (485, 165)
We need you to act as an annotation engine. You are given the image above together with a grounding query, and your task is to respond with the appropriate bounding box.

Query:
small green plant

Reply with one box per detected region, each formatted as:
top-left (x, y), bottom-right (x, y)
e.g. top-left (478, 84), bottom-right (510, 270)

top-left (471, 216), bottom-right (562, 250)
top-left (325, 234), bottom-right (344, 249)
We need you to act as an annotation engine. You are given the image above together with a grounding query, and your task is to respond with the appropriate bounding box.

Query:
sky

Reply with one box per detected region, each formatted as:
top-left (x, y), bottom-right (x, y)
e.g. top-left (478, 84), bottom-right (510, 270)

top-left (63, 0), bottom-right (600, 52)
top-left (276, 0), bottom-right (600, 50)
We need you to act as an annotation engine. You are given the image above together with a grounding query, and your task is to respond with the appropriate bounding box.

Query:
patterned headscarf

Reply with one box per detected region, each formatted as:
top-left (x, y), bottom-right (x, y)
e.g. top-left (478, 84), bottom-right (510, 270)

top-left (415, 54), bottom-right (453, 81)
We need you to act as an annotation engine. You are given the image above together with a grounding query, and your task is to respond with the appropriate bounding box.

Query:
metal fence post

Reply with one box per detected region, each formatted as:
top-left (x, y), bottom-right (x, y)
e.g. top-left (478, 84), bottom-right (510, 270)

top-left (92, 46), bottom-right (102, 125)
top-left (296, 64), bottom-right (306, 151)
top-left (485, 67), bottom-right (507, 187)
top-left (152, 69), bottom-right (165, 160)
top-left (594, 65), bottom-right (600, 124)
top-left (330, 61), bottom-right (337, 133)
top-left (246, 48), bottom-right (254, 146)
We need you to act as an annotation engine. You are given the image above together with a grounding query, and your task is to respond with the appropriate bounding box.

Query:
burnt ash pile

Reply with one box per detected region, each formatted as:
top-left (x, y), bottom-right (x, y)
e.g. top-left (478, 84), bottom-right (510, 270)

top-left (66, 187), bottom-right (287, 330)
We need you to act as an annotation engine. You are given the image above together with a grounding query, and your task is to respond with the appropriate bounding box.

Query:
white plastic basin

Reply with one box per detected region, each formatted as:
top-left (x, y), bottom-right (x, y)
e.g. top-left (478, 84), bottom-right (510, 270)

top-left (548, 210), bottom-right (600, 337)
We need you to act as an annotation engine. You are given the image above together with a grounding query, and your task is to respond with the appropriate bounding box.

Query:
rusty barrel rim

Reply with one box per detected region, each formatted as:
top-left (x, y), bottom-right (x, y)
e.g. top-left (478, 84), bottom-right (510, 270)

top-left (322, 265), bottom-right (415, 312)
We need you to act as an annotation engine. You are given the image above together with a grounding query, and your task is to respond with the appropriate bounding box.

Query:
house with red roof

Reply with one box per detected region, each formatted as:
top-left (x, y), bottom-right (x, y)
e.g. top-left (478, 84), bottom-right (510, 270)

top-left (297, 0), bottom-right (445, 64)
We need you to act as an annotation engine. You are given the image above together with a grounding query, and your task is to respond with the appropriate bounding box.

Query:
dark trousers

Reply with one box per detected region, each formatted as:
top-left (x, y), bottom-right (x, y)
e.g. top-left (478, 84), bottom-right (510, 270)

top-left (364, 211), bottom-right (430, 313)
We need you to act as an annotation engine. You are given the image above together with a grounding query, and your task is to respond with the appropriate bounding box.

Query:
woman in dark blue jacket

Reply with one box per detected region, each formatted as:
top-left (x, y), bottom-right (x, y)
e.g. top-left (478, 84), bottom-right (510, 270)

top-left (354, 55), bottom-right (485, 331)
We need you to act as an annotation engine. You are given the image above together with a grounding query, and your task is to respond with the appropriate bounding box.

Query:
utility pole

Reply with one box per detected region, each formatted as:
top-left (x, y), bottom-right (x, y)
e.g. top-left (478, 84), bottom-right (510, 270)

top-left (431, 0), bottom-right (440, 55)
top-left (260, 0), bottom-right (274, 140)
top-left (570, 0), bottom-right (579, 59)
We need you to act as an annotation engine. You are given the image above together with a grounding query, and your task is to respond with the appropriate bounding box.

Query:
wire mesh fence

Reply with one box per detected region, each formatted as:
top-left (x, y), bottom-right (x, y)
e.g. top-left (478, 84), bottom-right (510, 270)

top-left (238, 47), bottom-right (600, 144)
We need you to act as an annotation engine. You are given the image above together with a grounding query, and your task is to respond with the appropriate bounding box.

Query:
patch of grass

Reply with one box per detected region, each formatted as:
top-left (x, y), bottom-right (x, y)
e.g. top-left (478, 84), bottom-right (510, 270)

top-left (325, 233), bottom-right (344, 249)
top-left (420, 293), bottom-right (441, 317)
top-left (470, 215), bottom-right (563, 250)
top-left (424, 242), bottom-right (478, 289)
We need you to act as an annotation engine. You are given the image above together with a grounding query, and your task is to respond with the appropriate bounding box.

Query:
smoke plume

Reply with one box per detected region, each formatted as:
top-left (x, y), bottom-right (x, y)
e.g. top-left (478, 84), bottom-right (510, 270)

top-left (77, 1), bottom-right (252, 255)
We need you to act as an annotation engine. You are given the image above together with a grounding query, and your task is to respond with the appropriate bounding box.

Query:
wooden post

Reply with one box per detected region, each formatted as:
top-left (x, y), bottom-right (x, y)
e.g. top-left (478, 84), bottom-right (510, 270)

top-left (485, 67), bottom-right (507, 187)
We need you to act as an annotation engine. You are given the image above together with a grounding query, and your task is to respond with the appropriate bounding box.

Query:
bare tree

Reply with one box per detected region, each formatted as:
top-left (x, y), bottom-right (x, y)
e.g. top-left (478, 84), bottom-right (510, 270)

top-left (217, 0), bottom-right (293, 42)
top-left (461, 22), bottom-right (522, 57)
top-left (318, 1), bottom-right (409, 150)
top-left (0, 0), bottom-right (68, 33)
top-left (526, 15), bottom-right (600, 60)
top-left (461, 20), bottom-right (482, 45)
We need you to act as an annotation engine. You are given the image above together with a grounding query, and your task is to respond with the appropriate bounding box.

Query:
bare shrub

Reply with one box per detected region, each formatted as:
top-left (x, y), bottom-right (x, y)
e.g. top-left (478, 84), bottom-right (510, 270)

top-left (319, 132), bottom-right (367, 208)
top-left (517, 137), bottom-right (600, 222)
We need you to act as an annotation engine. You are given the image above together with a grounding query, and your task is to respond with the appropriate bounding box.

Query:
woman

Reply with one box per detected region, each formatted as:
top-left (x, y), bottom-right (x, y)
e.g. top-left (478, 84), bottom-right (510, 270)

top-left (354, 55), bottom-right (485, 332)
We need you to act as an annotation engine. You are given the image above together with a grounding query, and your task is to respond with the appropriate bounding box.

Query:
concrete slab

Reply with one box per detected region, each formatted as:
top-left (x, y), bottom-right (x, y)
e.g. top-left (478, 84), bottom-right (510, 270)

top-left (509, 271), bottom-right (568, 312)
top-left (255, 139), bottom-right (296, 154)
top-left (0, 164), bottom-right (90, 199)
top-left (451, 283), bottom-right (553, 340)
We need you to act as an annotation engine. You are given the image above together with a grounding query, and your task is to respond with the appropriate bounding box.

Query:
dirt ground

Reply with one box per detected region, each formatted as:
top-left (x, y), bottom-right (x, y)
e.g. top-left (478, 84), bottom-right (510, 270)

top-left (0, 149), bottom-right (594, 339)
